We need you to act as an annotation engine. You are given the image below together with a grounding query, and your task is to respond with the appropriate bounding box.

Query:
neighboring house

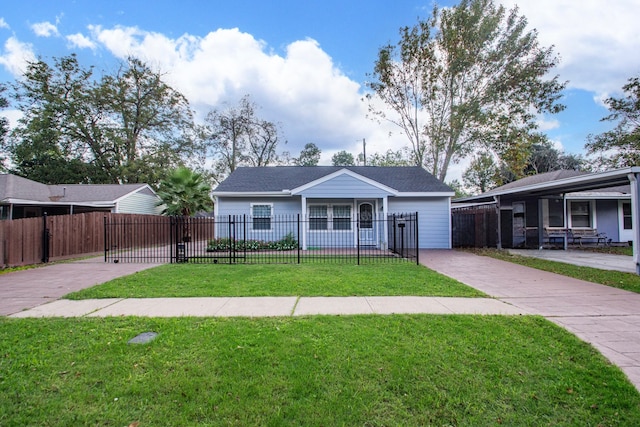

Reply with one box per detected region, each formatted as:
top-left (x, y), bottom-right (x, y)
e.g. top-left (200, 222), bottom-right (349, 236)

top-left (211, 166), bottom-right (454, 249)
top-left (453, 169), bottom-right (635, 248)
top-left (0, 174), bottom-right (163, 219)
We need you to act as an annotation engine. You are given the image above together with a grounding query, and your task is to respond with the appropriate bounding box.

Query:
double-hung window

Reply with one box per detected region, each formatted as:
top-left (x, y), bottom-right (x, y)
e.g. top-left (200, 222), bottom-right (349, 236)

top-left (332, 205), bottom-right (352, 230)
top-left (309, 205), bottom-right (328, 230)
top-left (570, 201), bottom-right (592, 228)
top-left (251, 204), bottom-right (272, 230)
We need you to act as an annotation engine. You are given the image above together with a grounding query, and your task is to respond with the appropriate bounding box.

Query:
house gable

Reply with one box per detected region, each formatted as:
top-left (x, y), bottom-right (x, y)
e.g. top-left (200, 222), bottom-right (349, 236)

top-left (291, 169), bottom-right (397, 198)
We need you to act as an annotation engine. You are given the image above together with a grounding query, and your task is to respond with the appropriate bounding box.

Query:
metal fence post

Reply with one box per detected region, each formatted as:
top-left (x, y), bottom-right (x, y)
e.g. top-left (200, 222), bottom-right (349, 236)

top-left (41, 213), bottom-right (50, 263)
top-left (415, 212), bottom-right (420, 265)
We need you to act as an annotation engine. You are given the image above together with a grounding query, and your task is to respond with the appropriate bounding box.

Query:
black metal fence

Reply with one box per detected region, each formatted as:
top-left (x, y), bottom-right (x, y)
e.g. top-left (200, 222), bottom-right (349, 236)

top-left (104, 213), bottom-right (419, 265)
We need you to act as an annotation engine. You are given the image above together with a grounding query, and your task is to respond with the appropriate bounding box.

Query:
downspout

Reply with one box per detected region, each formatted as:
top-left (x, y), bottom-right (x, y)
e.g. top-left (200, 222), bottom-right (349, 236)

top-left (301, 195), bottom-right (307, 250)
top-left (382, 196), bottom-right (389, 250)
top-left (494, 196), bottom-right (502, 250)
top-left (628, 173), bottom-right (640, 274)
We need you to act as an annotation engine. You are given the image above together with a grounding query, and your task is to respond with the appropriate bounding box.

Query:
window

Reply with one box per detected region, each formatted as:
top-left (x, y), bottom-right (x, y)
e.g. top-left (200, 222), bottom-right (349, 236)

top-left (570, 201), bottom-right (591, 228)
top-left (309, 205), bottom-right (328, 230)
top-left (547, 199), bottom-right (564, 228)
top-left (251, 204), bottom-right (272, 230)
top-left (623, 201), bottom-right (633, 230)
top-left (333, 205), bottom-right (352, 230)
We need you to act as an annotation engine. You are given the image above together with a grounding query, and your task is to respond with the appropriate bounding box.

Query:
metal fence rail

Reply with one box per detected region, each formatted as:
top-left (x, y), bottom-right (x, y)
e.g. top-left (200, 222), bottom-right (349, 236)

top-left (105, 213), bottom-right (419, 265)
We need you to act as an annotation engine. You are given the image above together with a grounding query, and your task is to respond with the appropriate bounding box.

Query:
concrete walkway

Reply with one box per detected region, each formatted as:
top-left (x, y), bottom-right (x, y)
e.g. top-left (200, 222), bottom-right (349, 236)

top-left (508, 248), bottom-right (636, 273)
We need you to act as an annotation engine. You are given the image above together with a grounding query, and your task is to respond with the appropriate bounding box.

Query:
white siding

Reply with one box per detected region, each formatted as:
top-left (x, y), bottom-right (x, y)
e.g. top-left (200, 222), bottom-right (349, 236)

top-left (300, 175), bottom-right (393, 198)
top-left (389, 197), bottom-right (451, 249)
top-left (117, 192), bottom-right (163, 215)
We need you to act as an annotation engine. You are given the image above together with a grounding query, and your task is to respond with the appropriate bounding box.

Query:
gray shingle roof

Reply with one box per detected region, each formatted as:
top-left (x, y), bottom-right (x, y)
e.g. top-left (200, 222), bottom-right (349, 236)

top-left (0, 174), bottom-right (152, 204)
top-left (214, 166), bottom-right (452, 193)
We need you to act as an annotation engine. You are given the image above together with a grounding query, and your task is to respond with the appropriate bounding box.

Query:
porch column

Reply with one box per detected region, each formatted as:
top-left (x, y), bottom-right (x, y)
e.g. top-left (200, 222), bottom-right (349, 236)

top-left (301, 195), bottom-right (307, 250)
top-left (628, 173), bottom-right (640, 274)
top-left (494, 196), bottom-right (502, 249)
top-left (563, 194), bottom-right (568, 250)
top-left (382, 196), bottom-right (388, 250)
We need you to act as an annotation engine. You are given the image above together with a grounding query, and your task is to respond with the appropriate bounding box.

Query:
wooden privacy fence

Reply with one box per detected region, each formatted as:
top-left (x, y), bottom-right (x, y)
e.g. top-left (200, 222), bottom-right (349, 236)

top-left (451, 204), bottom-right (498, 248)
top-left (0, 212), bottom-right (169, 268)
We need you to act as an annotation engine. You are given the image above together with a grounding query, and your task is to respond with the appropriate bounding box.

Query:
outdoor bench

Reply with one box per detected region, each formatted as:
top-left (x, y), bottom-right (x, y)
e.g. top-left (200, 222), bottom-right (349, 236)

top-left (568, 229), bottom-right (611, 247)
top-left (543, 228), bottom-right (568, 248)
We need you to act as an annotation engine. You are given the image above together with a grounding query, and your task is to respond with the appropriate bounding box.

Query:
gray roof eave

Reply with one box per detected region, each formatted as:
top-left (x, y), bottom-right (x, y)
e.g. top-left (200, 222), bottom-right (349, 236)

top-left (455, 167), bottom-right (640, 203)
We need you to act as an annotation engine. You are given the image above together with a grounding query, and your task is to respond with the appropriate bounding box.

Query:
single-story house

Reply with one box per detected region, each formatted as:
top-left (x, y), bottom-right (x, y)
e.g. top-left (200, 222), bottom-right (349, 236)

top-left (0, 174), bottom-right (164, 219)
top-left (453, 169), bottom-right (636, 249)
top-left (211, 166), bottom-right (454, 250)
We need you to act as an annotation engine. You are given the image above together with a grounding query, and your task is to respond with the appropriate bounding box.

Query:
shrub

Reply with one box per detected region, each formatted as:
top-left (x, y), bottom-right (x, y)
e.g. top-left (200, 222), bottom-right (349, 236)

top-left (207, 233), bottom-right (299, 252)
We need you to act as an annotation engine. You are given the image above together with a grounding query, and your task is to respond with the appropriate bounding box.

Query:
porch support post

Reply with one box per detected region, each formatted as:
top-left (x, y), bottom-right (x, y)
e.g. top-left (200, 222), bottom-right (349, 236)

top-left (494, 196), bottom-right (502, 249)
top-left (382, 196), bottom-right (389, 250)
top-left (301, 195), bottom-right (307, 250)
top-left (628, 173), bottom-right (640, 274)
top-left (563, 194), bottom-right (568, 250)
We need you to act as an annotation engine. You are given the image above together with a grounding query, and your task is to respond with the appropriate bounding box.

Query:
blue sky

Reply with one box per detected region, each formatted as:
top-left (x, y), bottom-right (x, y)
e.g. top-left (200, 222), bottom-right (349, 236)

top-left (1, 0), bottom-right (639, 181)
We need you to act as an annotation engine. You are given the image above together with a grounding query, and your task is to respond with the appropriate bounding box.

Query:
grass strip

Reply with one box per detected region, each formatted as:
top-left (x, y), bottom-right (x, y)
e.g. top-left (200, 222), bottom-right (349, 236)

top-left (65, 263), bottom-right (484, 299)
top-left (1, 315), bottom-right (638, 426)
top-left (470, 249), bottom-right (640, 294)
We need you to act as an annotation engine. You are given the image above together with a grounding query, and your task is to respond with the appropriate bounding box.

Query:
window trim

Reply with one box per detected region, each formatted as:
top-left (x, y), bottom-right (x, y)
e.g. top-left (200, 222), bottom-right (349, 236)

top-left (568, 200), bottom-right (596, 229)
top-left (307, 203), bottom-right (354, 232)
top-left (250, 203), bottom-right (273, 231)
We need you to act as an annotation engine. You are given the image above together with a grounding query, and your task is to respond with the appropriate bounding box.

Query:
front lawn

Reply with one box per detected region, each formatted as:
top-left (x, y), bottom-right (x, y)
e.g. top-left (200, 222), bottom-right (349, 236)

top-left (1, 315), bottom-right (638, 426)
top-left (66, 263), bottom-right (484, 299)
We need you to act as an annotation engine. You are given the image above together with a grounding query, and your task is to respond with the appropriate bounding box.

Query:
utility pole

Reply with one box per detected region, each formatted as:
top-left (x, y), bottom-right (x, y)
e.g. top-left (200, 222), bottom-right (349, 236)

top-left (362, 138), bottom-right (366, 166)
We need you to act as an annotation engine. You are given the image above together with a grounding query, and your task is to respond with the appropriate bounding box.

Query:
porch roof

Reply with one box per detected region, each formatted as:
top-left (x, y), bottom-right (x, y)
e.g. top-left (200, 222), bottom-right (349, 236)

top-left (455, 167), bottom-right (640, 203)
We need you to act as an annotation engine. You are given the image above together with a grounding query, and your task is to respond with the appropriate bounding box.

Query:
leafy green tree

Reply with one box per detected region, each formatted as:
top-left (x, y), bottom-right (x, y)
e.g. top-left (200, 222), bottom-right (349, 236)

top-left (586, 76), bottom-right (640, 168)
top-left (9, 55), bottom-right (196, 185)
top-left (446, 179), bottom-right (470, 199)
top-left (463, 151), bottom-right (499, 194)
top-left (331, 150), bottom-right (355, 166)
top-left (295, 143), bottom-right (321, 166)
top-left (0, 84), bottom-right (9, 171)
top-left (366, 0), bottom-right (565, 181)
top-left (156, 167), bottom-right (213, 216)
top-left (203, 95), bottom-right (283, 181)
top-left (363, 149), bottom-right (411, 166)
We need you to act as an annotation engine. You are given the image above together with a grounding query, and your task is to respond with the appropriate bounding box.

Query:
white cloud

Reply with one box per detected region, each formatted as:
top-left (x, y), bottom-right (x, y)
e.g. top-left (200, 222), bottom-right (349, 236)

top-left (66, 33), bottom-right (97, 50)
top-left (88, 25), bottom-right (395, 156)
top-left (498, 0), bottom-right (640, 97)
top-left (0, 18), bottom-right (9, 30)
top-left (0, 36), bottom-right (36, 77)
top-left (31, 21), bottom-right (60, 38)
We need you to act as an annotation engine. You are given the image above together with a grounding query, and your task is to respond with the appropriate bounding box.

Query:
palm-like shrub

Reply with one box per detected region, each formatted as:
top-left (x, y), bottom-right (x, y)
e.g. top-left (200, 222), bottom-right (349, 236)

top-left (157, 167), bottom-right (213, 216)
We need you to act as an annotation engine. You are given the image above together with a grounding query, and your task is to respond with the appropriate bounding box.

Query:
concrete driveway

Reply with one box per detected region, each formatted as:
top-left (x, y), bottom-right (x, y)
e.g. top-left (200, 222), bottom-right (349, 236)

top-left (0, 257), bottom-right (163, 316)
top-left (419, 249), bottom-right (640, 390)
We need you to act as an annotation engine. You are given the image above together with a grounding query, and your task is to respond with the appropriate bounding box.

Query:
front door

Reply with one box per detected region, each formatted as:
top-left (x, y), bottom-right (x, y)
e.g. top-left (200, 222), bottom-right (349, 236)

top-left (619, 200), bottom-right (634, 243)
top-left (358, 202), bottom-right (376, 246)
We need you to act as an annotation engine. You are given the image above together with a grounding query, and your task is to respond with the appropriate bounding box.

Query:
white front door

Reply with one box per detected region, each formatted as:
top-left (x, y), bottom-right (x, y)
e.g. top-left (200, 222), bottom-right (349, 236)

top-left (358, 202), bottom-right (376, 246)
top-left (619, 200), bottom-right (634, 243)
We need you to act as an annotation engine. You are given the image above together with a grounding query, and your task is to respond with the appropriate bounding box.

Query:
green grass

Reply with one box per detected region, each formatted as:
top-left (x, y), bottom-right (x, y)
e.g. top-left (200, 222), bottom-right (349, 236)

top-left (66, 263), bottom-right (485, 299)
top-left (471, 248), bottom-right (640, 294)
top-left (1, 315), bottom-right (638, 426)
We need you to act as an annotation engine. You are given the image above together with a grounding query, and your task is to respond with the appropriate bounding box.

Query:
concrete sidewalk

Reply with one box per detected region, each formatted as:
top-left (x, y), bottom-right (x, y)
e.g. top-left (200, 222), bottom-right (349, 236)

top-left (9, 296), bottom-right (526, 318)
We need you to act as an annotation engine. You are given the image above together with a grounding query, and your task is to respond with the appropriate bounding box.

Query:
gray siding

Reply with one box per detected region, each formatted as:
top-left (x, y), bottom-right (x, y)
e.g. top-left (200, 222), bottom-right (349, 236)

top-left (388, 197), bottom-right (451, 249)
top-left (117, 192), bottom-right (163, 215)
top-left (596, 199), bottom-right (620, 241)
top-left (300, 174), bottom-right (393, 198)
top-left (216, 197), bottom-right (301, 216)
